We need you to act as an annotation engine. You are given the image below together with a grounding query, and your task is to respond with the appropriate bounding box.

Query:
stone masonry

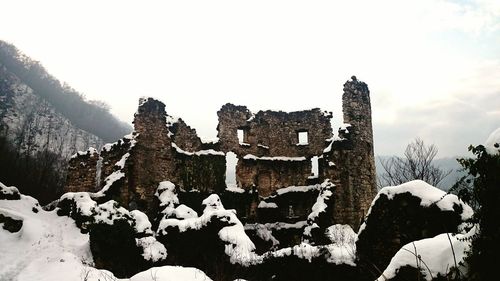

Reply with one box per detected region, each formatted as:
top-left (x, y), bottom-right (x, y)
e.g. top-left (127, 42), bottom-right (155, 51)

top-left (64, 76), bottom-right (377, 231)
top-left (65, 148), bottom-right (99, 193)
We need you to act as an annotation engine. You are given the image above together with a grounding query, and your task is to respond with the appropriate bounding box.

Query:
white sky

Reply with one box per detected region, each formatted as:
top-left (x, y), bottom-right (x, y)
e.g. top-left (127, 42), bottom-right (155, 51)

top-left (1, 0), bottom-right (499, 157)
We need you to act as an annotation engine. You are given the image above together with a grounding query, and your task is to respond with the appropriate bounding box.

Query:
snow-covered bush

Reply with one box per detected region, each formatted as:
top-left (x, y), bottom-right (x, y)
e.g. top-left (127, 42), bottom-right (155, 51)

top-left (456, 127), bottom-right (500, 281)
top-left (0, 182), bottom-right (21, 200)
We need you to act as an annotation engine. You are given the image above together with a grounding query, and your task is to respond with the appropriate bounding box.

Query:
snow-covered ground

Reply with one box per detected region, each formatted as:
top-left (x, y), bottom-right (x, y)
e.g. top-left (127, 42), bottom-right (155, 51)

top-left (0, 183), bottom-right (212, 281)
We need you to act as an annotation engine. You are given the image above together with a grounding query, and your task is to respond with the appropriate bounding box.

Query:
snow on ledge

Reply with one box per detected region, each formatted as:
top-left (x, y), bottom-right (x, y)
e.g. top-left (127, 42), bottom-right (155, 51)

top-left (243, 154), bottom-right (307, 162)
top-left (71, 147), bottom-right (98, 159)
top-left (130, 266), bottom-right (213, 281)
top-left (485, 127), bottom-right (500, 155)
top-left (172, 143), bottom-right (225, 156)
top-left (275, 184), bottom-right (320, 196)
top-left (245, 221), bottom-right (308, 231)
top-left (258, 201), bottom-right (278, 208)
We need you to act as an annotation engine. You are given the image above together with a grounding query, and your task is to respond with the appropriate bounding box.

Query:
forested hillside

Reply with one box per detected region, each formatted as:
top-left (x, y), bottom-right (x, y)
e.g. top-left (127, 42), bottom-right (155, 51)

top-left (0, 40), bottom-right (131, 203)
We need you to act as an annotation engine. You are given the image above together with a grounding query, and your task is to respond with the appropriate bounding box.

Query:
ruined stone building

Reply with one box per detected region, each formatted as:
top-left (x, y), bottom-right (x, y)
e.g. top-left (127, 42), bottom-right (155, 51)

top-left (65, 76), bottom-right (377, 233)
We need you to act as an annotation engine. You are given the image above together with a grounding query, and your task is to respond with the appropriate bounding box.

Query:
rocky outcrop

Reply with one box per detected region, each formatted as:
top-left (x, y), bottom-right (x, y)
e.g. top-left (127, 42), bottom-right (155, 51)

top-left (356, 180), bottom-right (473, 278)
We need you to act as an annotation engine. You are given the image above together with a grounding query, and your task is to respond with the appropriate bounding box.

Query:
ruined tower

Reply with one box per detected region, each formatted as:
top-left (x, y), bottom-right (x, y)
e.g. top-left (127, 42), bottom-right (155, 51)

top-left (320, 76), bottom-right (377, 229)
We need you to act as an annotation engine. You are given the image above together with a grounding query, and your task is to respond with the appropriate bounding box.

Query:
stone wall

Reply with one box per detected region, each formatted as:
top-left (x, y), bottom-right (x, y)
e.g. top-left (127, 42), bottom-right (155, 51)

top-left (65, 148), bottom-right (99, 193)
top-left (169, 118), bottom-right (203, 152)
top-left (100, 138), bottom-right (132, 182)
top-left (174, 152), bottom-right (226, 194)
top-left (218, 105), bottom-right (332, 158)
top-left (236, 158), bottom-right (312, 196)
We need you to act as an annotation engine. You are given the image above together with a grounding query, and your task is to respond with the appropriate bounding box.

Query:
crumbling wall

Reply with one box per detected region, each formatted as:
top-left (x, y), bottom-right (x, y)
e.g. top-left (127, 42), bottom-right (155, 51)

top-left (174, 153), bottom-right (226, 193)
top-left (100, 138), bottom-right (132, 181)
top-left (65, 148), bottom-right (99, 193)
top-left (236, 158), bottom-right (312, 197)
top-left (217, 104), bottom-right (332, 194)
top-left (169, 118), bottom-right (203, 152)
top-left (320, 76), bottom-right (377, 230)
top-left (218, 105), bottom-right (332, 158)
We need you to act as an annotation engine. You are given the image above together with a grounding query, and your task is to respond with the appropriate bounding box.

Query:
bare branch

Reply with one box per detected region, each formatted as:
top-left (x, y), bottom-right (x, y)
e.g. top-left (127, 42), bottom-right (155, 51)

top-left (378, 138), bottom-right (452, 188)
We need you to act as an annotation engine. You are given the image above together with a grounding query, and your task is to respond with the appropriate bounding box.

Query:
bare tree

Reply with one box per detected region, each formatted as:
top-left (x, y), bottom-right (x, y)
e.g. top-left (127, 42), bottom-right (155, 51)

top-left (378, 138), bottom-right (452, 188)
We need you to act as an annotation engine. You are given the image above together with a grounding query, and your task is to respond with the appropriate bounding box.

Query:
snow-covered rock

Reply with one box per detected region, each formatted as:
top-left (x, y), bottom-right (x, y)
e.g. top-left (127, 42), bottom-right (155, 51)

top-left (356, 180), bottom-right (474, 274)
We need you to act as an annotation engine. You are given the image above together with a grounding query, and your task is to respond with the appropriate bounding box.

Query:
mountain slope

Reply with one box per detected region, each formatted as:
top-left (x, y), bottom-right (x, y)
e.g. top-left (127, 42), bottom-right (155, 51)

top-left (0, 40), bottom-right (131, 203)
top-left (0, 40), bottom-right (131, 142)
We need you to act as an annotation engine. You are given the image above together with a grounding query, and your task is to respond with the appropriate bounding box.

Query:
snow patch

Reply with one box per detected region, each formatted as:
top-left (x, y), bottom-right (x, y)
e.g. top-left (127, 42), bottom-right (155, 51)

top-left (172, 143), bottom-right (225, 156)
top-left (130, 210), bottom-right (153, 234)
top-left (258, 201), bottom-right (278, 208)
top-left (377, 227), bottom-right (476, 281)
top-left (324, 224), bottom-right (357, 265)
top-left (71, 147), bottom-right (98, 159)
top-left (136, 237), bottom-right (167, 262)
top-left (243, 154), bottom-right (307, 161)
top-left (226, 185), bottom-right (245, 193)
top-left (274, 184), bottom-right (320, 196)
top-left (484, 127), bottom-right (500, 155)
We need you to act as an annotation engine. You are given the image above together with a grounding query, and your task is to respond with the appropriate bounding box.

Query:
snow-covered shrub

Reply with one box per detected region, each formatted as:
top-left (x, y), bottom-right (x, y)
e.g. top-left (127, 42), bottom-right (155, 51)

top-left (89, 219), bottom-right (147, 278)
top-left (155, 181), bottom-right (200, 220)
top-left (0, 182), bottom-right (21, 200)
top-left (456, 128), bottom-right (500, 281)
top-left (54, 191), bottom-right (167, 277)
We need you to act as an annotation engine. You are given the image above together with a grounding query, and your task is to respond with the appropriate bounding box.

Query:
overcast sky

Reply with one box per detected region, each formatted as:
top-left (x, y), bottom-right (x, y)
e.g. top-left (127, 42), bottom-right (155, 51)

top-left (1, 0), bottom-right (499, 157)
